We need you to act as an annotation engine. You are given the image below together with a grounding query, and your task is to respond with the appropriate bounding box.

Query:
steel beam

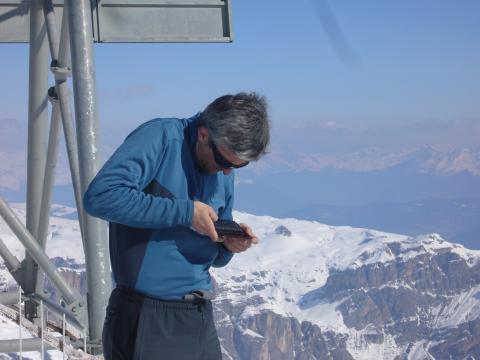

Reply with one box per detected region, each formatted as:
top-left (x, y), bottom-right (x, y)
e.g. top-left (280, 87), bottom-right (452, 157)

top-left (36, 0), bottom-right (87, 299)
top-left (0, 236), bottom-right (21, 273)
top-left (67, 0), bottom-right (111, 342)
top-left (30, 292), bottom-right (84, 329)
top-left (0, 236), bottom-right (23, 285)
top-left (0, 198), bottom-right (81, 307)
top-left (35, 102), bottom-right (61, 295)
top-left (24, 0), bottom-right (50, 321)
top-left (47, 0), bottom-right (87, 246)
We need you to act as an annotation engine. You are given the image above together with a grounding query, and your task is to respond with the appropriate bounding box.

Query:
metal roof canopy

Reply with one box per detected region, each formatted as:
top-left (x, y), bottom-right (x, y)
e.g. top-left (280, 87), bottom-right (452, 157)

top-left (0, 0), bottom-right (233, 43)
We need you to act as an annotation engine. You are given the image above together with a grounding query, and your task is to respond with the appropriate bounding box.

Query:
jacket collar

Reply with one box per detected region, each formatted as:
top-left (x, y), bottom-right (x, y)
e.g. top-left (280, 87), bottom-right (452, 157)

top-left (185, 112), bottom-right (203, 170)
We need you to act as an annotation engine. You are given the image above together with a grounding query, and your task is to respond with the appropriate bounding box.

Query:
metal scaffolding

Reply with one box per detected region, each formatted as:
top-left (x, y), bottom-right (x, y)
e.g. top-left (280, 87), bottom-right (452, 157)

top-left (0, 0), bottom-right (232, 354)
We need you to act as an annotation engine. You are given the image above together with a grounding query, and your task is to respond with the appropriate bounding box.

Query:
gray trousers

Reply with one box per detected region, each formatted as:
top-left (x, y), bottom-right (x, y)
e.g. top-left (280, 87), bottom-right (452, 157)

top-left (102, 287), bottom-right (222, 360)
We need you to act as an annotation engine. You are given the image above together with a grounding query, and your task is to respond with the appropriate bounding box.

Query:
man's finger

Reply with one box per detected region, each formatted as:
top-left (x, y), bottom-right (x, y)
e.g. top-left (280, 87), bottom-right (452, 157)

top-left (225, 239), bottom-right (243, 252)
top-left (227, 241), bottom-right (241, 252)
top-left (230, 238), bottom-right (251, 252)
top-left (239, 223), bottom-right (256, 240)
top-left (206, 222), bottom-right (219, 242)
top-left (244, 240), bottom-right (253, 250)
top-left (209, 208), bottom-right (218, 222)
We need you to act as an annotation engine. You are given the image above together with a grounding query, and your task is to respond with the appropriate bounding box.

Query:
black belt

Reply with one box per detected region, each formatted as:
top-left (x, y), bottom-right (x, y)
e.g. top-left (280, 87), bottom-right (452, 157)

top-left (115, 286), bottom-right (214, 303)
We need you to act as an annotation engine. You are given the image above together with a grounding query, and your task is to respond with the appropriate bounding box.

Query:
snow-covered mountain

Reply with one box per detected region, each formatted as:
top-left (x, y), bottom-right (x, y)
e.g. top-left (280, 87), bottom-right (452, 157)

top-left (212, 213), bottom-right (480, 359)
top-left (1, 204), bottom-right (479, 359)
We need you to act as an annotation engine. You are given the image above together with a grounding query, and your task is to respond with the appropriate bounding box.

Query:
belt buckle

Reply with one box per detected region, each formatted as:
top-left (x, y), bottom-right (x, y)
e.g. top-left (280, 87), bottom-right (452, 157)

top-left (183, 290), bottom-right (214, 301)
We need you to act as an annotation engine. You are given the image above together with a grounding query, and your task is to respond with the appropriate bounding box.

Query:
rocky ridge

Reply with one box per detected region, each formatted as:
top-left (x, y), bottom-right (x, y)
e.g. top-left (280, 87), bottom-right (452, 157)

top-left (210, 212), bottom-right (480, 359)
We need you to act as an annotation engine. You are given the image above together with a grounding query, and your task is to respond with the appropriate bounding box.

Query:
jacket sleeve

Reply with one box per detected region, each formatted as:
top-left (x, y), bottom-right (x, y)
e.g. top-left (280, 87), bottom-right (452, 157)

top-left (83, 123), bottom-right (193, 228)
top-left (212, 172), bottom-right (235, 267)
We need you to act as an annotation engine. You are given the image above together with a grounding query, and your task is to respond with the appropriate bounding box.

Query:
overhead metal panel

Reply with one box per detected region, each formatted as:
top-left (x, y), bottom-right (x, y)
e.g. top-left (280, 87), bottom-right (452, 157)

top-left (0, 0), bottom-right (232, 43)
top-left (0, 0), bottom-right (32, 43)
top-left (0, 0), bottom-right (64, 43)
top-left (93, 0), bottom-right (232, 43)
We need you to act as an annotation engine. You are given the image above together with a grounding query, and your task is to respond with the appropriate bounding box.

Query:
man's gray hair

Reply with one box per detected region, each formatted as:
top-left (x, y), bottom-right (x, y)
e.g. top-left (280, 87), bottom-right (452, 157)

top-left (200, 92), bottom-right (270, 161)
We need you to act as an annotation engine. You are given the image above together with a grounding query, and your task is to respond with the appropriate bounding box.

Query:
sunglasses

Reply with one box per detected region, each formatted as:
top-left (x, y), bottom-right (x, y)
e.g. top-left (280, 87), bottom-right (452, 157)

top-left (209, 140), bottom-right (249, 169)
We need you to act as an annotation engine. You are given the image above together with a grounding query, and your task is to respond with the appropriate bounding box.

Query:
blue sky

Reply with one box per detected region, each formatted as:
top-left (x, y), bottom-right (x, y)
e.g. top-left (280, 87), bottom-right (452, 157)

top-left (1, 0), bottom-right (479, 152)
top-left (1, 0), bottom-right (479, 243)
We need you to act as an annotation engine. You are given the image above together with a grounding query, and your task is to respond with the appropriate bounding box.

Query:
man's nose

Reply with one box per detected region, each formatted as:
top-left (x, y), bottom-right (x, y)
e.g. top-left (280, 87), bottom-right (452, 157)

top-left (222, 168), bottom-right (233, 175)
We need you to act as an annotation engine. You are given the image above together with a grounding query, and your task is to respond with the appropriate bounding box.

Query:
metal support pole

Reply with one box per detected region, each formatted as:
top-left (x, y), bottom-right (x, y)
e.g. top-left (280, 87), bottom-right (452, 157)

top-left (33, 0), bottom-right (65, 263)
top-left (43, 0), bottom-right (87, 248)
top-left (58, 80), bottom-right (87, 245)
top-left (19, 286), bottom-right (23, 360)
top-left (40, 299), bottom-right (45, 360)
top-left (0, 236), bottom-right (23, 293)
top-left (37, 103), bottom-right (60, 256)
top-left (0, 198), bottom-right (80, 306)
top-left (35, 102), bottom-right (61, 294)
top-left (24, 0), bottom-right (50, 321)
top-left (62, 312), bottom-right (66, 359)
top-left (67, 0), bottom-right (112, 342)
top-left (0, 236), bottom-right (21, 272)
top-left (36, 0), bottom-right (90, 321)
top-left (43, 0), bottom-right (60, 61)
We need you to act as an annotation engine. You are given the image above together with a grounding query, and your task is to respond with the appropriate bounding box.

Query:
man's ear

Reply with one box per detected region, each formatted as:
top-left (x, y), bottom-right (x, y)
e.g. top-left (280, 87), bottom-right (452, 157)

top-left (197, 126), bottom-right (209, 143)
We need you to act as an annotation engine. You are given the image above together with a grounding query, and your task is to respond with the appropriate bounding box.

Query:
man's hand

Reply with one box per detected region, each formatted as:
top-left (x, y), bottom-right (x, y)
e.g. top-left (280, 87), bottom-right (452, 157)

top-left (192, 201), bottom-right (219, 241)
top-left (221, 223), bottom-right (258, 253)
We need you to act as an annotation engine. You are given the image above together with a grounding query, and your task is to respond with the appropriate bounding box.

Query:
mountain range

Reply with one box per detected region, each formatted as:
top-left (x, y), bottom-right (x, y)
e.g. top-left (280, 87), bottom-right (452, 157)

top-left (0, 203), bottom-right (479, 359)
top-left (249, 145), bottom-right (480, 176)
top-left (1, 117), bottom-right (480, 190)
top-left (2, 117), bottom-right (479, 252)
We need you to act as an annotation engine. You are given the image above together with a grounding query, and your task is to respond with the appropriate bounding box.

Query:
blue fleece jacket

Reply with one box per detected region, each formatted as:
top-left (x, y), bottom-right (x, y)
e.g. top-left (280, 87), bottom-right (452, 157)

top-left (83, 114), bottom-right (234, 299)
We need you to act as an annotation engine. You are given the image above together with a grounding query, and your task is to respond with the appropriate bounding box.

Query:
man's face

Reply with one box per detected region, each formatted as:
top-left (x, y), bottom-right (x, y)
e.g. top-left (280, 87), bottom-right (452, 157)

top-left (196, 127), bottom-right (248, 175)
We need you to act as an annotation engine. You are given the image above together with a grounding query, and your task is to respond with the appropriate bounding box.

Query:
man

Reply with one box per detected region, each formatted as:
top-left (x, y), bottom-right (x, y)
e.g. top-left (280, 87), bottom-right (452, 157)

top-left (83, 92), bottom-right (270, 360)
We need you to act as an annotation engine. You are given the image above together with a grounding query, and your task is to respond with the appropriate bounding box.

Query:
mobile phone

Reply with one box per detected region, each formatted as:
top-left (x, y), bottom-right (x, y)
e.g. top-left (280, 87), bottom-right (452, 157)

top-left (214, 220), bottom-right (250, 239)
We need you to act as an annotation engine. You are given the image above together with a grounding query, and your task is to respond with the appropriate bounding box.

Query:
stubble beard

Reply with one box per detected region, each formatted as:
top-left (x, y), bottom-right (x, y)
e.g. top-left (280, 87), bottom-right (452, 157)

top-left (195, 142), bottom-right (215, 174)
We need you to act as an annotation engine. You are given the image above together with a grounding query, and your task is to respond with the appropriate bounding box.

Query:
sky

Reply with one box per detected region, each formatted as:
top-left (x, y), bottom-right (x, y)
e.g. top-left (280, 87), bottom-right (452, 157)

top-left (0, 0), bottom-right (479, 247)
top-left (1, 0), bottom-right (479, 153)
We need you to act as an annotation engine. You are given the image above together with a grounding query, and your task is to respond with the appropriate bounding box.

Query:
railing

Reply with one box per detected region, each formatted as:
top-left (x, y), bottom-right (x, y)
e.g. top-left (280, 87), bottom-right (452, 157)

top-left (0, 288), bottom-right (96, 358)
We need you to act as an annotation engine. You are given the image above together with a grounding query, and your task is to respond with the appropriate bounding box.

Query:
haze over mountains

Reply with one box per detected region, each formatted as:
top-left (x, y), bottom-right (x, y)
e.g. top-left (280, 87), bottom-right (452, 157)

top-left (0, 118), bottom-right (71, 192)
top-left (1, 117), bottom-right (479, 249)
top-left (249, 144), bottom-right (480, 175)
top-left (235, 146), bottom-right (480, 249)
